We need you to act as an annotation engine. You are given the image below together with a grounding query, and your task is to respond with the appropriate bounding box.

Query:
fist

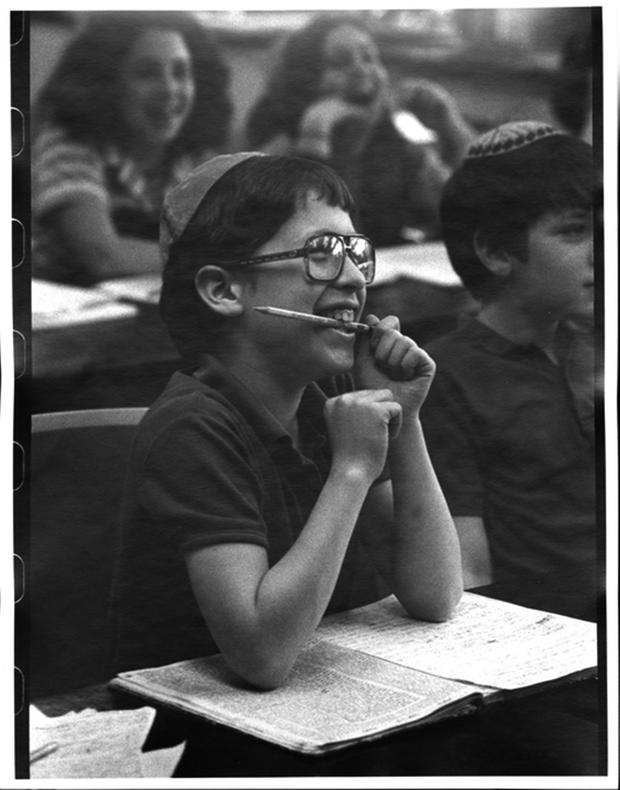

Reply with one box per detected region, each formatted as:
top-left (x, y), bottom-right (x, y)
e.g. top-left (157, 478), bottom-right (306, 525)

top-left (325, 389), bottom-right (402, 482)
top-left (354, 314), bottom-right (436, 419)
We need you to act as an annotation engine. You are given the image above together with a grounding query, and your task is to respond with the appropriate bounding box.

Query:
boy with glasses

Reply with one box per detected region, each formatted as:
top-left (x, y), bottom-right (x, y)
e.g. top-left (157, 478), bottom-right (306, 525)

top-left (110, 153), bottom-right (462, 688)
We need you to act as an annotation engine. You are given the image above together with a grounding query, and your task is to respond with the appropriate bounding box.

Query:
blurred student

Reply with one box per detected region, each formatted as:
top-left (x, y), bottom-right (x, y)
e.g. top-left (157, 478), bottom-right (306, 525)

top-left (246, 13), bottom-right (473, 247)
top-left (421, 121), bottom-right (599, 620)
top-left (550, 28), bottom-right (594, 143)
top-left (110, 153), bottom-right (462, 688)
top-left (32, 11), bottom-right (232, 285)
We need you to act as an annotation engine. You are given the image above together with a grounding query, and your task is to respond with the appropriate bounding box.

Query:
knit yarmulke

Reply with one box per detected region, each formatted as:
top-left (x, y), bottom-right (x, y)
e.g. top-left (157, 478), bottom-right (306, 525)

top-left (466, 121), bottom-right (564, 159)
top-left (160, 151), bottom-right (263, 264)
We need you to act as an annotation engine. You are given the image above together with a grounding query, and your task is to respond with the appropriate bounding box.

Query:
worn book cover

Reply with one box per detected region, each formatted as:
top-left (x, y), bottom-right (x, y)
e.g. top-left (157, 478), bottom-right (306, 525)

top-left (111, 593), bottom-right (597, 754)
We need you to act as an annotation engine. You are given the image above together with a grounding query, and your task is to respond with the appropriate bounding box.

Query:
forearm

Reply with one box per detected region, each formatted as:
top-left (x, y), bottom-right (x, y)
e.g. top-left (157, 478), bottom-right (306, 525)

top-left (84, 236), bottom-right (162, 281)
top-left (454, 516), bottom-right (494, 589)
top-left (49, 201), bottom-right (162, 282)
top-left (388, 419), bottom-right (463, 620)
top-left (218, 466), bottom-right (373, 688)
top-left (437, 118), bottom-right (473, 168)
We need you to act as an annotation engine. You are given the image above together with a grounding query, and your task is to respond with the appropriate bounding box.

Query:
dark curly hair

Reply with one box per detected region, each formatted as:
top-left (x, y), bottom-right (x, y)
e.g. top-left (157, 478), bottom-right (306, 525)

top-left (34, 11), bottom-right (232, 156)
top-left (246, 12), bottom-right (374, 148)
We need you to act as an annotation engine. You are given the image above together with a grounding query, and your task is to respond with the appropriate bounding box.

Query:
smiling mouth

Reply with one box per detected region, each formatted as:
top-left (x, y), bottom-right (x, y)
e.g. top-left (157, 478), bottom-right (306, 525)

top-left (147, 107), bottom-right (184, 124)
top-left (318, 309), bottom-right (357, 323)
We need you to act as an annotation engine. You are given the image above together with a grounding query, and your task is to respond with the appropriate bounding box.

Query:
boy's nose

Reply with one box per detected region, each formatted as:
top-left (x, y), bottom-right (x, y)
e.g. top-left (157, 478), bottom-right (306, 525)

top-left (335, 254), bottom-right (368, 289)
top-left (157, 70), bottom-right (179, 97)
top-left (349, 57), bottom-right (372, 78)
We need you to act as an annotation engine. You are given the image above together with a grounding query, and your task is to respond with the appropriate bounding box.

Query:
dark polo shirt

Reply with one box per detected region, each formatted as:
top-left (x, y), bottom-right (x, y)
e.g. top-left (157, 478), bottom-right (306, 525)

top-left (109, 356), bottom-right (390, 673)
top-left (421, 320), bottom-right (597, 618)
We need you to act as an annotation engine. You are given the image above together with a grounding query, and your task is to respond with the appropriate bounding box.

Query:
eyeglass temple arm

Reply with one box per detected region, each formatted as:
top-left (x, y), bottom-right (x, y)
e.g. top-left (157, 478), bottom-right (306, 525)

top-left (242, 248), bottom-right (306, 267)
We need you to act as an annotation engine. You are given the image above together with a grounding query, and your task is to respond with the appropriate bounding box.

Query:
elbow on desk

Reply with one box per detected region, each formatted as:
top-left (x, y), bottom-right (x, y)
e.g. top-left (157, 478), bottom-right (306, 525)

top-left (399, 587), bottom-right (463, 624)
top-left (230, 661), bottom-right (293, 692)
top-left (224, 646), bottom-right (297, 692)
top-left (58, 247), bottom-right (124, 285)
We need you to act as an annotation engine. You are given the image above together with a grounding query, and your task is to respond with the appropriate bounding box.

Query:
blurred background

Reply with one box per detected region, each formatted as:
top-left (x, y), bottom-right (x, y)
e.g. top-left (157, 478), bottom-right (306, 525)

top-left (30, 6), bottom-right (597, 149)
top-left (22, 6), bottom-right (599, 413)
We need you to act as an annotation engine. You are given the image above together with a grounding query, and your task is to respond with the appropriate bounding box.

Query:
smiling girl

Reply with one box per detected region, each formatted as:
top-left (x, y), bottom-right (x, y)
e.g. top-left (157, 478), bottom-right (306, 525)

top-left (246, 13), bottom-right (474, 246)
top-left (32, 12), bottom-right (232, 284)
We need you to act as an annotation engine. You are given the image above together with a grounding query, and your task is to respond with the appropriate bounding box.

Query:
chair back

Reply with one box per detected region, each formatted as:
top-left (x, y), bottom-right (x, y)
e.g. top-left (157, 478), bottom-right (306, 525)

top-left (29, 408), bottom-right (146, 697)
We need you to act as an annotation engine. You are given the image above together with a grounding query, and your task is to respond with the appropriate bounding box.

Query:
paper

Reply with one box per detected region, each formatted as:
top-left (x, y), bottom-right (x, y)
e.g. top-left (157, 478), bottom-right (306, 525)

top-left (29, 705), bottom-right (183, 779)
top-left (32, 278), bottom-right (138, 329)
top-left (113, 639), bottom-right (479, 755)
top-left (372, 243), bottom-right (461, 288)
top-left (392, 110), bottom-right (438, 145)
top-left (111, 594), bottom-right (597, 756)
top-left (96, 274), bottom-right (162, 305)
top-left (318, 593), bottom-right (597, 690)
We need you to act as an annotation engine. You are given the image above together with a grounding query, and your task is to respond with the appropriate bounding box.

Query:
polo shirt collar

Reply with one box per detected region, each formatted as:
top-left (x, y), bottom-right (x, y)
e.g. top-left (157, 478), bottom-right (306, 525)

top-left (467, 318), bottom-right (586, 364)
top-left (465, 318), bottom-right (551, 358)
top-left (177, 355), bottom-right (329, 451)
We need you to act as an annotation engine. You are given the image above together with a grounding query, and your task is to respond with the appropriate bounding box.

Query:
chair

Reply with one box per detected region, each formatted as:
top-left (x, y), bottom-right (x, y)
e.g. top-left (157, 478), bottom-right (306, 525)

top-left (28, 408), bottom-right (146, 698)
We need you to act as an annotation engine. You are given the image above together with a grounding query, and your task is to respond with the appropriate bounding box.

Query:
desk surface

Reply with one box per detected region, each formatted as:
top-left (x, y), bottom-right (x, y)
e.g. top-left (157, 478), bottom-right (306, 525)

top-left (30, 676), bottom-right (603, 778)
top-left (27, 583), bottom-right (606, 779)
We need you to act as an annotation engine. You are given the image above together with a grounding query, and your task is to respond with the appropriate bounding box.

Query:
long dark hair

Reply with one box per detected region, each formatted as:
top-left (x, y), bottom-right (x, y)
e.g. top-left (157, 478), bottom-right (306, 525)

top-left (246, 12), bottom-right (373, 148)
top-left (35, 11), bottom-right (232, 156)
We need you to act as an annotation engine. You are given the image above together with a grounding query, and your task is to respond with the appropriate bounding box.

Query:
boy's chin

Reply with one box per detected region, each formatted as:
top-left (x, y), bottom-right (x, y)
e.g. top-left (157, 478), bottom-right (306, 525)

top-left (320, 349), bottom-right (356, 377)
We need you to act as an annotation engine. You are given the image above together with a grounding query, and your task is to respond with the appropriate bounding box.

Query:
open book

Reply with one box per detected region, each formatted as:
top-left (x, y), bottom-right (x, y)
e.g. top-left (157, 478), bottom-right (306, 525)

top-left (110, 593), bottom-right (597, 755)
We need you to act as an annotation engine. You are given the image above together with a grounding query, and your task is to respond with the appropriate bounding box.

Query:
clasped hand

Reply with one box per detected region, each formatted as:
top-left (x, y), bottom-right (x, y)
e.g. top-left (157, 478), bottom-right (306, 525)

top-left (355, 314), bottom-right (435, 421)
top-left (324, 315), bottom-right (435, 483)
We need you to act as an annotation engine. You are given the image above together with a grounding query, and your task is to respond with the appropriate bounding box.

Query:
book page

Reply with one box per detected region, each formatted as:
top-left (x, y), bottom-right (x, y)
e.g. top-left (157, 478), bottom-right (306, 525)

top-left (318, 593), bottom-right (597, 690)
top-left (29, 705), bottom-right (166, 778)
top-left (113, 640), bottom-right (479, 755)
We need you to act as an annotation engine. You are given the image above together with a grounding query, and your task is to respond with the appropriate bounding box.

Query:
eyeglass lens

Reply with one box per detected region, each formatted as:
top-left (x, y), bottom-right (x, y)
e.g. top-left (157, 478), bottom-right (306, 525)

top-left (306, 234), bottom-right (374, 283)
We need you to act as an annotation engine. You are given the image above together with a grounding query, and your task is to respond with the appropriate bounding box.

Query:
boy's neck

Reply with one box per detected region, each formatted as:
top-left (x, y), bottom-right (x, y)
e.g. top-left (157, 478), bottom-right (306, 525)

top-left (216, 354), bottom-right (305, 440)
top-left (477, 301), bottom-right (559, 362)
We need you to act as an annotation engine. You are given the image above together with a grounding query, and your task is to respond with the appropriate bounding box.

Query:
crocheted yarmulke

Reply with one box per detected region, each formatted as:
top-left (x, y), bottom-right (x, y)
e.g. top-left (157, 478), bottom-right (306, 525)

top-left (466, 121), bottom-right (564, 159)
top-left (160, 151), bottom-right (263, 264)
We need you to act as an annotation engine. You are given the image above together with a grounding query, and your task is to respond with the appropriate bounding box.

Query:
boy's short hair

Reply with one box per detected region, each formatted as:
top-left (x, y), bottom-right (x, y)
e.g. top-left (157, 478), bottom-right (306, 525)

top-left (440, 121), bottom-right (595, 301)
top-left (160, 153), bottom-right (356, 362)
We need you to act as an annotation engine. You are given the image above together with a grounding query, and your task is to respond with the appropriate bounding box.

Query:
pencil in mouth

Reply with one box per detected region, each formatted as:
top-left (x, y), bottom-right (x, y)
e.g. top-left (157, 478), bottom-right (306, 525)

top-left (253, 306), bottom-right (370, 333)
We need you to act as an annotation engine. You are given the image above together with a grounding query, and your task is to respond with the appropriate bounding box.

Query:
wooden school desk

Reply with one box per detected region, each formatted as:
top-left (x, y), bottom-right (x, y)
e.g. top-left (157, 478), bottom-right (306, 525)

top-left (26, 585), bottom-right (606, 780)
top-left (29, 243), bottom-right (477, 413)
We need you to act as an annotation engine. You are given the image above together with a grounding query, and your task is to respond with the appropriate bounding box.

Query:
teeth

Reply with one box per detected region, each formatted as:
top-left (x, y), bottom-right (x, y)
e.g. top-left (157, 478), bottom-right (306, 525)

top-left (328, 310), bottom-right (355, 322)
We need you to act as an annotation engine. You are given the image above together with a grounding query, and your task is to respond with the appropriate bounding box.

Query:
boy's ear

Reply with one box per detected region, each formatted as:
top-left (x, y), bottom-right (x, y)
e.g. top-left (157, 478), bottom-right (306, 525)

top-left (194, 265), bottom-right (245, 317)
top-left (473, 231), bottom-right (515, 278)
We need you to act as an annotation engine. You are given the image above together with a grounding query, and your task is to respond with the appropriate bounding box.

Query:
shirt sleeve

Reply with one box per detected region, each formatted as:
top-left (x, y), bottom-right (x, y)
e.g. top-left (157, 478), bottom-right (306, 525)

top-left (138, 404), bottom-right (269, 555)
top-left (32, 126), bottom-right (108, 218)
top-left (421, 367), bottom-right (485, 516)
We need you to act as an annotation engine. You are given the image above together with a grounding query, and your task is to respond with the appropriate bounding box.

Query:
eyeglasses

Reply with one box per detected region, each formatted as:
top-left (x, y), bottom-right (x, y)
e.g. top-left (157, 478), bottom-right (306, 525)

top-left (236, 232), bottom-right (375, 285)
